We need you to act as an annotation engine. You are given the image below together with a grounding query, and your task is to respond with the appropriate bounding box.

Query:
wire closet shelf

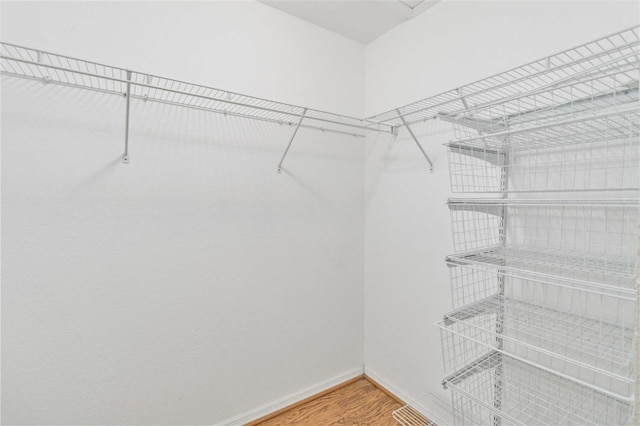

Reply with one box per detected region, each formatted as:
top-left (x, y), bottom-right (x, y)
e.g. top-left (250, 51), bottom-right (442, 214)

top-left (367, 26), bottom-right (639, 129)
top-left (446, 105), bottom-right (639, 193)
top-left (448, 198), bottom-right (639, 280)
top-left (442, 351), bottom-right (633, 426)
top-left (394, 25), bottom-right (640, 426)
top-left (0, 42), bottom-right (394, 138)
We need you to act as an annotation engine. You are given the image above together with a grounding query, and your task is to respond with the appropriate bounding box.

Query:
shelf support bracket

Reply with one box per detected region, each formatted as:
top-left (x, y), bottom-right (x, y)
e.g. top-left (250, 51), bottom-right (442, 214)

top-left (396, 109), bottom-right (434, 173)
top-left (122, 70), bottom-right (132, 164)
top-left (277, 108), bottom-right (307, 173)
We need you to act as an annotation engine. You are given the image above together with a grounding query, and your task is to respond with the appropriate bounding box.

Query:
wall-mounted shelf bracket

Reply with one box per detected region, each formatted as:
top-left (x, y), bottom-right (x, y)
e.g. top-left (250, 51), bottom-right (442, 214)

top-left (277, 108), bottom-right (307, 173)
top-left (122, 70), bottom-right (132, 164)
top-left (396, 109), bottom-right (434, 172)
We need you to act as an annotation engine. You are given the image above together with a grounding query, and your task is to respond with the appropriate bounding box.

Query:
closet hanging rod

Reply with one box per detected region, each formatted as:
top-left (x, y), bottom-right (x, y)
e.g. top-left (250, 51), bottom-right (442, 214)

top-left (0, 42), bottom-right (395, 138)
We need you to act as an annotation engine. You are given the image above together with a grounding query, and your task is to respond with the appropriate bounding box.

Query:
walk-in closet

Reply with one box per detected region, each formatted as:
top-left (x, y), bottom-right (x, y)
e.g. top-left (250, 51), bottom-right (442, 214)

top-left (2, 1), bottom-right (638, 425)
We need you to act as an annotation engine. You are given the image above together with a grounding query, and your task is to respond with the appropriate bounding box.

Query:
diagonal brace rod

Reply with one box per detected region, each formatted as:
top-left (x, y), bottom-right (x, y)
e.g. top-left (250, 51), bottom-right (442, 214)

top-left (122, 70), bottom-right (132, 164)
top-left (277, 108), bottom-right (307, 173)
top-left (396, 109), bottom-right (434, 172)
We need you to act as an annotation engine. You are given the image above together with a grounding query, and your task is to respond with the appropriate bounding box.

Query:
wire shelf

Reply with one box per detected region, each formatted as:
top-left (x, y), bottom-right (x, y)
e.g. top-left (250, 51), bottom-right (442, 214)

top-left (367, 27), bottom-right (639, 128)
top-left (445, 59), bottom-right (639, 140)
top-left (446, 105), bottom-right (640, 193)
top-left (443, 352), bottom-right (632, 426)
top-left (0, 42), bottom-right (394, 137)
top-left (448, 199), bottom-right (639, 279)
top-left (393, 394), bottom-right (455, 426)
top-left (439, 286), bottom-right (635, 396)
top-left (450, 245), bottom-right (637, 285)
top-left (447, 256), bottom-right (635, 310)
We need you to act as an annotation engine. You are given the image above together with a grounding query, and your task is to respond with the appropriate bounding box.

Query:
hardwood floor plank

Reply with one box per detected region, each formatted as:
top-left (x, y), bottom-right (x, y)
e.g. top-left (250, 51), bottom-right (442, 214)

top-left (250, 377), bottom-right (402, 425)
top-left (246, 376), bottom-right (364, 426)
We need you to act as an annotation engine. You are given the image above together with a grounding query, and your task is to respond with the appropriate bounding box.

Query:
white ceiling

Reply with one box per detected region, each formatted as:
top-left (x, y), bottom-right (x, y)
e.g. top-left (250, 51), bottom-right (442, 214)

top-left (259, 0), bottom-right (440, 44)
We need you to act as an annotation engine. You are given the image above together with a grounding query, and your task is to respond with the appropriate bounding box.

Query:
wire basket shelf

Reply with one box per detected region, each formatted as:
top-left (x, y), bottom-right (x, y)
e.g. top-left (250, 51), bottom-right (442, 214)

top-left (445, 55), bottom-right (639, 140)
top-left (442, 352), bottom-right (632, 426)
top-left (446, 256), bottom-right (635, 311)
top-left (448, 199), bottom-right (639, 280)
top-left (446, 105), bottom-right (640, 193)
top-left (0, 42), bottom-right (393, 137)
top-left (367, 27), bottom-right (639, 129)
top-left (438, 261), bottom-right (636, 398)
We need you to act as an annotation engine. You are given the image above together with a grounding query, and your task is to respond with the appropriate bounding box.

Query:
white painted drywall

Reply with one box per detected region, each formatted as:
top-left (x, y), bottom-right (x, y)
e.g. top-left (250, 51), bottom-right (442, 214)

top-left (363, 0), bottom-right (639, 410)
top-left (1, 1), bottom-right (364, 117)
top-left (1, 2), bottom-right (365, 424)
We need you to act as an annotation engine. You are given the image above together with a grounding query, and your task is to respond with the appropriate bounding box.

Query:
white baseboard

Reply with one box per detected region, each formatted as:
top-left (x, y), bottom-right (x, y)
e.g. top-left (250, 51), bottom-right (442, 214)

top-left (364, 367), bottom-right (413, 405)
top-left (218, 366), bottom-right (364, 426)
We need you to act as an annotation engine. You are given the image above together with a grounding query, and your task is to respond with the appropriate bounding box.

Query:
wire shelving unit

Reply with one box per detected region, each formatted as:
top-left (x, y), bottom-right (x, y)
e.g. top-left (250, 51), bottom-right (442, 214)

top-left (385, 26), bottom-right (640, 426)
top-left (433, 26), bottom-right (640, 425)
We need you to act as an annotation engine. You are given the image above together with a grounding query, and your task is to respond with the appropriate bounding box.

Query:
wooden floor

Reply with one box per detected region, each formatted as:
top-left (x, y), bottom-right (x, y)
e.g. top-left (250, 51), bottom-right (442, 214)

top-left (252, 377), bottom-right (403, 425)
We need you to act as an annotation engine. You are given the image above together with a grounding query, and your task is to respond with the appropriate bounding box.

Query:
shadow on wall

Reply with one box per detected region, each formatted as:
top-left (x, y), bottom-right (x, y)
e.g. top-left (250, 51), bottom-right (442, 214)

top-left (2, 77), bottom-right (367, 207)
top-left (364, 118), bottom-right (454, 205)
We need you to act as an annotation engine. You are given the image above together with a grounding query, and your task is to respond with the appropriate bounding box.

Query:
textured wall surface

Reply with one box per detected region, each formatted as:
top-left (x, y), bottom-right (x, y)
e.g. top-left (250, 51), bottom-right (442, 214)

top-left (1, 2), bottom-right (365, 424)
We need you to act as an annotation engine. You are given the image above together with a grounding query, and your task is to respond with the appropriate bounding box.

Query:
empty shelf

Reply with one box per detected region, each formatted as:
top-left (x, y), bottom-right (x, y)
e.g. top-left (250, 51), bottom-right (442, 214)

top-left (446, 106), bottom-right (639, 194)
top-left (441, 295), bottom-right (634, 385)
top-left (448, 104), bottom-right (639, 151)
top-left (368, 27), bottom-right (639, 129)
top-left (448, 199), bottom-right (639, 279)
top-left (0, 42), bottom-right (394, 137)
top-left (449, 246), bottom-right (638, 283)
top-left (442, 352), bottom-right (633, 426)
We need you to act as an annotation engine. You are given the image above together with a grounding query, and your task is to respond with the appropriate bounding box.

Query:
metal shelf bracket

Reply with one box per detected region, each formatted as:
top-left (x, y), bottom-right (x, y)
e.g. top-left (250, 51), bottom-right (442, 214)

top-left (122, 70), bottom-right (132, 164)
top-left (277, 108), bottom-right (307, 173)
top-left (396, 109), bottom-right (434, 172)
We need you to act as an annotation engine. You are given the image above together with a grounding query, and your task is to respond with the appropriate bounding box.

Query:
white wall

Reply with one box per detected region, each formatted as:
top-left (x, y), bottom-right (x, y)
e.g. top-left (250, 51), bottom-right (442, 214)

top-left (1, 2), bottom-right (365, 424)
top-left (363, 0), bottom-right (639, 409)
top-left (1, 1), bottom-right (364, 117)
